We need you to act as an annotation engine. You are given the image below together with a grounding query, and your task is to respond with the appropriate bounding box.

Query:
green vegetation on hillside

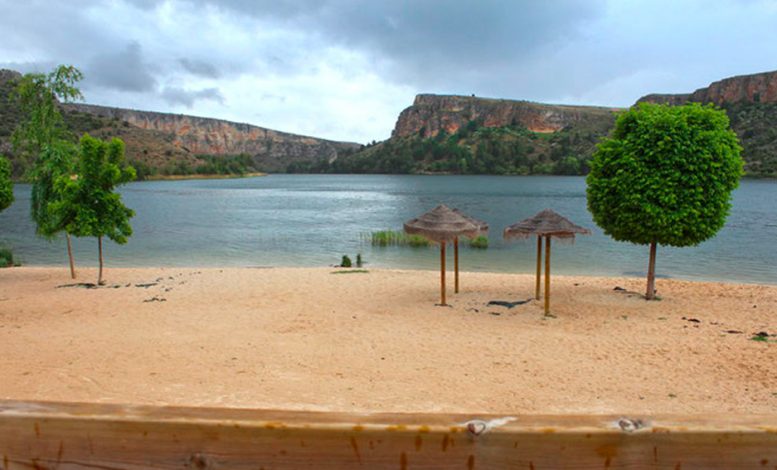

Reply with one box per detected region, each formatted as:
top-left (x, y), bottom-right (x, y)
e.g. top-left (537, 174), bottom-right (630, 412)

top-left (723, 102), bottom-right (777, 178)
top-left (132, 153), bottom-right (260, 180)
top-left (289, 119), bottom-right (612, 176)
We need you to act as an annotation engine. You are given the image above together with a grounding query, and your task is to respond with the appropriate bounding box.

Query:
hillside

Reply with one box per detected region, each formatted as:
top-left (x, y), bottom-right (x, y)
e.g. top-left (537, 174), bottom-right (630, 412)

top-left (638, 70), bottom-right (777, 177)
top-left (300, 94), bottom-right (620, 175)
top-left (0, 69), bottom-right (360, 179)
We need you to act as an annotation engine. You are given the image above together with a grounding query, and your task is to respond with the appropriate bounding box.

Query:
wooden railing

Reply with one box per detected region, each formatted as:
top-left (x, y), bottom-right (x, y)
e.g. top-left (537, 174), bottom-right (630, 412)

top-left (1, 400), bottom-right (776, 469)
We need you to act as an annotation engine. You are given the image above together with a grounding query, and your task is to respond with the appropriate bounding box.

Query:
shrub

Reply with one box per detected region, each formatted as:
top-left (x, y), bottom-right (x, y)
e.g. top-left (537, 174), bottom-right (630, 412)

top-left (0, 247), bottom-right (14, 267)
top-left (340, 255), bottom-right (352, 268)
top-left (468, 235), bottom-right (489, 249)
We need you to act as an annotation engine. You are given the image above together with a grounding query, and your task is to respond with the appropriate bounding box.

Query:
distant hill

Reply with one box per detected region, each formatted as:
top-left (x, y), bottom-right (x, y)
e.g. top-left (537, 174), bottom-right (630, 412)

top-left (638, 70), bottom-right (777, 177)
top-left (0, 69), bottom-right (360, 179)
top-left (4, 67), bottom-right (777, 178)
top-left (306, 71), bottom-right (777, 177)
top-left (296, 94), bottom-right (621, 175)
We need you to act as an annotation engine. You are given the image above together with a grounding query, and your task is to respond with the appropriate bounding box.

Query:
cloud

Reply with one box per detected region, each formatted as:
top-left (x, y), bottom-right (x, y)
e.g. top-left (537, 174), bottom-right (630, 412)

top-left (2, 0), bottom-right (777, 142)
top-left (160, 86), bottom-right (225, 107)
top-left (88, 42), bottom-right (157, 92)
top-left (178, 58), bottom-right (221, 78)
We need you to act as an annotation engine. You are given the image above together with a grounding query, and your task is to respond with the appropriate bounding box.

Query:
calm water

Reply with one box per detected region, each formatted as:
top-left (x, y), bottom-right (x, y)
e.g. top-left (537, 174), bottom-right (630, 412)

top-left (1, 175), bottom-right (775, 283)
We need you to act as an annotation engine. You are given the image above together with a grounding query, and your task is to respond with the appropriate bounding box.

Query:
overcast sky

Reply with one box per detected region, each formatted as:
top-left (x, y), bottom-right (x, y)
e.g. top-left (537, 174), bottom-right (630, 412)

top-left (2, 0), bottom-right (776, 143)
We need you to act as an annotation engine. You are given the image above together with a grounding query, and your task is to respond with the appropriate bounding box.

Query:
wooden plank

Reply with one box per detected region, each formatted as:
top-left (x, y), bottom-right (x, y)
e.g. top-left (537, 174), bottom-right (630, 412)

top-left (1, 400), bottom-right (777, 469)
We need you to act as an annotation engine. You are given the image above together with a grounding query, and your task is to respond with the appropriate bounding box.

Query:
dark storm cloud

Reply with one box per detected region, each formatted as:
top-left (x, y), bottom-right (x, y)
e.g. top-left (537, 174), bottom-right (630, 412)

top-left (161, 86), bottom-right (225, 107)
top-left (88, 42), bottom-right (157, 92)
top-left (178, 58), bottom-right (221, 78)
top-left (176, 0), bottom-right (605, 91)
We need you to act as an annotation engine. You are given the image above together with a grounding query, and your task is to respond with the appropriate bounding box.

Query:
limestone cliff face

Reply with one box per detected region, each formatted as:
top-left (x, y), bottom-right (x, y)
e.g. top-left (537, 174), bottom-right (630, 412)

top-left (63, 103), bottom-right (360, 171)
top-left (393, 94), bottom-right (620, 138)
top-left (638, 70), bottom-right (777, 105)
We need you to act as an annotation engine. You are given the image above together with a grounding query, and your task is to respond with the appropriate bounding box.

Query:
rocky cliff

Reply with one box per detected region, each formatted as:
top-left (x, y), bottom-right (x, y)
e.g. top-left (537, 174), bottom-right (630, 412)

top-left (62, 103), bottom-right (360, 171)
top-left (322, 94), bottom-right (620, 175)
top-left (0, 69), bottom-right (360, 176)
top-left (393, 94), bottom-right (620, 138)
top-left (638, 70), bottom-right (777, 105)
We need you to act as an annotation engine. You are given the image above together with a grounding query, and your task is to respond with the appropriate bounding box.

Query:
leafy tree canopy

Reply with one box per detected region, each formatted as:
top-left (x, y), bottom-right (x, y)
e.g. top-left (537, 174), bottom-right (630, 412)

top-left (52, 134), bottom-right (136, 243)
top-left (12, 65), bottom-right (83, 160)
top-left (0, 156), bottom-right (12, 212)
top-left (587, 103), bottom-right (743, 248)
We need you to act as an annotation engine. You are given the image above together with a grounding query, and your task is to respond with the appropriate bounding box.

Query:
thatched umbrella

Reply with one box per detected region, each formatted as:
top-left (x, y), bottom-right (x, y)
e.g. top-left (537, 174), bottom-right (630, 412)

top-left (503, 209), bottom-right (590, 315)
top-left (451, 208), bottom-right (489, 294)
top-left (405, 205), bottom-right (480, 305)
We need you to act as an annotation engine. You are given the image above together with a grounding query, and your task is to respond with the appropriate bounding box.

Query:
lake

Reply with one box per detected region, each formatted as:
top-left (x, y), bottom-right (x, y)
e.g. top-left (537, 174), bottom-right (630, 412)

top-left (1, 175), bottom-right (775, 284)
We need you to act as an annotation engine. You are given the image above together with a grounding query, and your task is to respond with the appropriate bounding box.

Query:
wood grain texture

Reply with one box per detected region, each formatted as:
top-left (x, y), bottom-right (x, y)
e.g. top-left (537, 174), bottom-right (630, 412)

top-left (1, 401), bottom-right (776, 469)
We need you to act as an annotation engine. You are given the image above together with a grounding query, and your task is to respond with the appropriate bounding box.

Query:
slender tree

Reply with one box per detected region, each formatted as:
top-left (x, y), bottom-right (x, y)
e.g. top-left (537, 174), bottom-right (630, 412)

top-left (0, 156), bottom-right (12, 212)
top-left (52, 134), bottom-right (135, 285)
top-left (587, 103), bottom-right (743, 299)
top-left (13, 65), bottom-right (83, 278)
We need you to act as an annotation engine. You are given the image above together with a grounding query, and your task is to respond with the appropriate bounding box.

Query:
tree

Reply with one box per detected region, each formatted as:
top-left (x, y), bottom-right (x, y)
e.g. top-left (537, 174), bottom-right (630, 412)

top-left (0, 157), bottom-right (12, 212)
top-left (52, 134), bottom-right (136, 285)
top-left (13, 65), bottom-right (84, 278)
top-left (587, 103), bottom-right (743, 299)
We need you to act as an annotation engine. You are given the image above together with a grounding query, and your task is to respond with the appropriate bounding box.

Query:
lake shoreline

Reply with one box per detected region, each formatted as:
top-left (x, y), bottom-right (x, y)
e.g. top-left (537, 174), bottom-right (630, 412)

top-left (2, 266), bottom-right (775, 414)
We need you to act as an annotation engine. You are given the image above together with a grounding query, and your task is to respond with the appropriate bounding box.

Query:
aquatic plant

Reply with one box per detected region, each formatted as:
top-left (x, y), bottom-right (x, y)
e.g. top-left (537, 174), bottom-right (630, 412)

top-left (468, 235), bottom-right (488, 249)
top-left (369, 230), bottom-right (431, 247)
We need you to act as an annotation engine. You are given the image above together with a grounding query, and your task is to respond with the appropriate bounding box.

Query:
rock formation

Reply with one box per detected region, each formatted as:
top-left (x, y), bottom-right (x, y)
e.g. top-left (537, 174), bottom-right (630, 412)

top-left (638, 70), bottom-right (777, 105)
top-left (392, 94), bottom-right (619, 138)
top-left (0, 68), bottom-right (360, 175)
top-left (62, 103), bottom-right (359, 170)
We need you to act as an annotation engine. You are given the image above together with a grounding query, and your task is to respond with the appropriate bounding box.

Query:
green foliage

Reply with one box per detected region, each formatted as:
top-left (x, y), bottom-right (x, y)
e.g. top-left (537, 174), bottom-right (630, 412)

top-left (356, 253), bottom-right (363, 268)
top-left (0, 247), bottom-right (15, 267)
top-left (370, 230), bottom-right (432, 247)
top-left (29, 142), bottom-right (77, 238)
top-left (340, 255), bottom-right (352, 268)
top-left (0, 156), bottom-right (12, 212)
top-left (12, 65), bottom-right (83, 171)
top-left (723, 102), bottom-right (777, 177)
top-left (468, 235), bottom-right (489, 249)
top-left (52, 134), bottom-right (136, 244)
top-left (299, 118), bottom-right (613, 176)
top-left (587, 103), bottom-right (743, 248)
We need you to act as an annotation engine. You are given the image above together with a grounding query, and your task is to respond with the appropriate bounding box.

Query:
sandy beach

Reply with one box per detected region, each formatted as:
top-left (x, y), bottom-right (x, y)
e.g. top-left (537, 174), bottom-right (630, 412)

top-left (0, 266), bottom-right (775, 415)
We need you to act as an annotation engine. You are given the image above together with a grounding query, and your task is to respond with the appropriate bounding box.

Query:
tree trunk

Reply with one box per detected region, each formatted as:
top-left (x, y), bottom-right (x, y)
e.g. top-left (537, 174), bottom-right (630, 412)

top-left (97, 236), bottom-right (104, 286)
top-left (454, 237), bottom-right (459, 294)
top-left (535, 236), bottom-right (542, 300)
top-left (646, 241), bottom-right (657, 300)
top-left (544, 236), bottom-right (551, 315)
top-left (66, 233), bottom-right (76, 279)
top-left (439, 242), bottom-right (446, 306)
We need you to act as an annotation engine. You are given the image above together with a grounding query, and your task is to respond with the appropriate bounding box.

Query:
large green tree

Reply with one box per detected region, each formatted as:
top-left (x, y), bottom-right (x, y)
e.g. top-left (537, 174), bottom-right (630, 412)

top-left (13, 65), bottom-right (83, 277)
top-left (52, 134), bottom-right (136, 285)
top-left (0, 156), bottom-right (12, 212)
top-left (587, 103), bottom-right (743, 299)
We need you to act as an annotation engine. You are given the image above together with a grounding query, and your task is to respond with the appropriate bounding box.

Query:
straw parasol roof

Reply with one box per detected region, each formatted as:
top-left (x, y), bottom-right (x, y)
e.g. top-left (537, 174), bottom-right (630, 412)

top-left (503, 209), bottom-right (590, 241)
top-left (404, 204), bottom-right (480, 243)
top-left (452, 208), bottom-right (489, 235)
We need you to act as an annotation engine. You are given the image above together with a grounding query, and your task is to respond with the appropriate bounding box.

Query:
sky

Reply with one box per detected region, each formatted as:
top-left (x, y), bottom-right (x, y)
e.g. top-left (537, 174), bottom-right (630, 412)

top-left (1, 0), bottom-right (777, 144)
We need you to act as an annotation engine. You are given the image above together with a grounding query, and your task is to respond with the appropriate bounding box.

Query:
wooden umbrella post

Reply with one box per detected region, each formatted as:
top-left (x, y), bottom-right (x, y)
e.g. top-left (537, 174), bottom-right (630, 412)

top-left (440, 241), bottom-right (447, 306)
top-left (544, 236), bottom-right (551, 315)
top-left (454, 237), bottom-right (459, 294)
top-left (535, 235), bottom-right (542, 300)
